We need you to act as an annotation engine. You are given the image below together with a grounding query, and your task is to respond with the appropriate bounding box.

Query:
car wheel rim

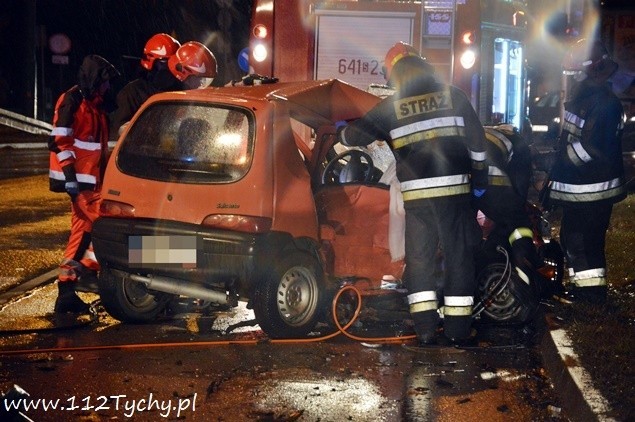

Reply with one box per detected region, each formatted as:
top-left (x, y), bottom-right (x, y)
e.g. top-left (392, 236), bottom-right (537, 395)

top-left (478, 264), bottom-right (520, 321)
top-left (123, 279), bottom-right (158, 309)
top-left (276, 266), bottom-right (318, 327)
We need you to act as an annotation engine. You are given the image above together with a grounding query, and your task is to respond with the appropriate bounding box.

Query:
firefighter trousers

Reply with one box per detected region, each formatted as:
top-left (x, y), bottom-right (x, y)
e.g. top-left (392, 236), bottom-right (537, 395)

top-left (403, 200), bottom-right (481, 340)
top-left (59, 190), bottom-right (101, 282)
top-left (560, 202), bottom-right (612, 289)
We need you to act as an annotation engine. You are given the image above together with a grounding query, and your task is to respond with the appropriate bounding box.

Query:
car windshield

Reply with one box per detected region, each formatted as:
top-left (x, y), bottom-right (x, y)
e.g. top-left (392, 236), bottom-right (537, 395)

top-left (117, 102), bottom-right (253, 183)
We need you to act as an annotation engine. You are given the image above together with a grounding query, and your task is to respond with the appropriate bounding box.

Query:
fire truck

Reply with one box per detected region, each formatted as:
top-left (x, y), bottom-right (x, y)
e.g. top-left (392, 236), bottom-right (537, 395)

top-left (249, 0), bottom-right (531, 131)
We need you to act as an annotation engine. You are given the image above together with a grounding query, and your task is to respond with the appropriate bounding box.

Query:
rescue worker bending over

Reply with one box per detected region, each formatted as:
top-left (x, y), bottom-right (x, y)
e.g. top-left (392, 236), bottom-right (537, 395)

top-left (476, 123), bottom-right (543, 292)
top-left (484, 124), bottom-right (532, 202)
top-left (477, 124), bottom-right (533, 240)
top-left (48, 55), bottom-right (120, 313)
top-left (545, 39), bottom-right (626, 304)
top-left (110, 33), bottom-right (182, 143)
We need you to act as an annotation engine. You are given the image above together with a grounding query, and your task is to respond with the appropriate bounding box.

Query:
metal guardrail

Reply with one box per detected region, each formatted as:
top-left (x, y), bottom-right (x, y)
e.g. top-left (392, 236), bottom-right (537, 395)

top-left (0, 108), bottom-right (50, 150)
top-left (0, 108), bottom-right (52, 136)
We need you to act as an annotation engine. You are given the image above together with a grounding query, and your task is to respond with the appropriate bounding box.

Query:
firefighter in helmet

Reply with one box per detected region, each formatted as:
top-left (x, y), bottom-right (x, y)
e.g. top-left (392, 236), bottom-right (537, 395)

top-left (48, 55), bottom-right (120, 313)
top-left (168, 41), bottom-right (218, 90)
top-left (338, 42), bottom-right (538, 345)
top-left (545, 39), bottom-right (626, 304)
top-left (110, 33), bottom-right (182, 142)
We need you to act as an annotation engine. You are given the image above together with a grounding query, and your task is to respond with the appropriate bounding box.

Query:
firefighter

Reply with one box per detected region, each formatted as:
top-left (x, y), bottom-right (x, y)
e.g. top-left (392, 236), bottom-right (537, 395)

top-left (477, 124), bottom-right (533, 237)
top-left (545, 39), bottom-right (627, 304)
top-left (48, 54), bottom-right (119, 313)
top-left (167, 41), bottom-right (218, 90)
top-left (477, 122), bottom-right (547, 302)
top-left (484, 124), bottom-right (532, 201)
top-left (338, 42), bottom-right (538, 345)
top-left (109, 33), bottom-right (182, 142)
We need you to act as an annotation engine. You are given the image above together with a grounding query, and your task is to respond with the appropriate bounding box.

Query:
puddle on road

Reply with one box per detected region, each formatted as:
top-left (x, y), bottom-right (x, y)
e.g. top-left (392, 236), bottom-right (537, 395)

top-left (257, 376), bottom-right (397, 420)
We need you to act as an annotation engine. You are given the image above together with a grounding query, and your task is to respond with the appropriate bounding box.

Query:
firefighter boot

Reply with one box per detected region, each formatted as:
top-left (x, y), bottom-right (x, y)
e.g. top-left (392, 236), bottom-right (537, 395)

top-left (76, 268), bottom-right (99, 293)
top-left (443, 315), bottom-right (474, 344)
top-left (54, 281), bottom-right (90, 314)
top-left (412, 309), bottom-right (440, 345)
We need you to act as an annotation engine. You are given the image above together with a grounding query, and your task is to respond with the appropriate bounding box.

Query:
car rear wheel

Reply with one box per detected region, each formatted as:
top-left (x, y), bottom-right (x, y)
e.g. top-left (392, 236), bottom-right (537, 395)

top-left (476, 263), bottom-right (538, 324)
top-left (253, 252), bottom-right (324, 338)
top-left (98, 268), bottom-right (174, 322)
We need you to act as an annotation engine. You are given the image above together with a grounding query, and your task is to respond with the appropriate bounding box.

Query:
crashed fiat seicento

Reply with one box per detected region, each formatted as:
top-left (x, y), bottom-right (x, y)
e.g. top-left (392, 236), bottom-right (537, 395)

top-left (91, 79), bottom-right (405, 338)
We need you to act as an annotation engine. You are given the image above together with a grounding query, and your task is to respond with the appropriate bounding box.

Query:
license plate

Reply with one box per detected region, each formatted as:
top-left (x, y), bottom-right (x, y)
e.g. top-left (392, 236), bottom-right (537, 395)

top-left (128, 235), bottom-right (198, 268)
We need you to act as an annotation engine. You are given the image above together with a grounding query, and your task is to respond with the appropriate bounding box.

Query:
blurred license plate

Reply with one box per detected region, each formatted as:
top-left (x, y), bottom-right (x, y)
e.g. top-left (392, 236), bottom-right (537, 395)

top-left (128, 235), bottom-right (197, 268)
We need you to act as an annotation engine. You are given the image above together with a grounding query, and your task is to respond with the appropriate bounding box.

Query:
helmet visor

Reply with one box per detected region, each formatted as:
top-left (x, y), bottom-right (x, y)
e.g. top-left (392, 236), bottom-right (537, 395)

top-left (184, 76), bottom-right (214, 90)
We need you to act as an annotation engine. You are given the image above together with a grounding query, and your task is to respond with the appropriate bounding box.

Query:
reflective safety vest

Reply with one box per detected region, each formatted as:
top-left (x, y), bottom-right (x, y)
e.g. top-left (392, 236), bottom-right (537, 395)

top-left (48, 87), bottom-right (109, 193)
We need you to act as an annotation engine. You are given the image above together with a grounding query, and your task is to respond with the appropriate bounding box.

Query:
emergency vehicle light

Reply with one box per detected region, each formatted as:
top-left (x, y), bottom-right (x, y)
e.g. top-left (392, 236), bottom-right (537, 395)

top-left (253, 43), bottom-right (268, 63)
top-left (460, 49), bottom-right (476, 69)
top-left (253, 24), bottom-right (268, 39)
top-left (461, 31), bottom-right (475, 45)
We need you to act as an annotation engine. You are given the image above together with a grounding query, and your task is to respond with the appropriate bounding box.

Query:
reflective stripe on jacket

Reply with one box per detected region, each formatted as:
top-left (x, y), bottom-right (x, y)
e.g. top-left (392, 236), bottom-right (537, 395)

top-left (340, 81), bottom-right (488, 208)
top-left (48, 86), bottom-right (109, 193)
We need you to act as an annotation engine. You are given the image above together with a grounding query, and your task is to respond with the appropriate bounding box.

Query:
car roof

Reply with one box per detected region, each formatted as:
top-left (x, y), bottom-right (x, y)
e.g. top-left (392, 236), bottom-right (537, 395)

top-left (147, 79), bottom-right (381, 129)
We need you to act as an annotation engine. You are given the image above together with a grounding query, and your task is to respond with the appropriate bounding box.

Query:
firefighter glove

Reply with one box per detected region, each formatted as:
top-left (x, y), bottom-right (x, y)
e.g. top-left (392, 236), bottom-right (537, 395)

top-left (336, 121), bottom-right (351, 146)
top-left (335, 120), bottom-right (348, 130)
top-left (65, 181), bottom-right (79, 201)
top-left (472, 188), bottom-right (486, 198)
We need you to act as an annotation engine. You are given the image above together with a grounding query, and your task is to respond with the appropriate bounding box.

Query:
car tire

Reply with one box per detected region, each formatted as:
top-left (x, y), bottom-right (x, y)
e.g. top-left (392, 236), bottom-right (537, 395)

top-left (476, 263), bottom-right (525, 323)
top-left (97, 267), bottom-right (174, 323)
top-left (253, 251), bottom-right (324, 339)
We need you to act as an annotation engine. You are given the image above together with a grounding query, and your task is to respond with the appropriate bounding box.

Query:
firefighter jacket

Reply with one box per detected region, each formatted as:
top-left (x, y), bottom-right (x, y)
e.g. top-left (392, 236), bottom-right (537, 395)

top-left (340, 77), bottom-right (488, 209)
top-left (109, 78), bottom-right (156, 143)
top-left (484, 124), bottom-right (532, 201)
top-left (48, 87), bottom-right (110, 193)
top-left (48, 55), bottom-right (117, 194)
top-left (109, 68), bottom-right (181, 143)
top-left (549, 80), bottom-right (626, 207)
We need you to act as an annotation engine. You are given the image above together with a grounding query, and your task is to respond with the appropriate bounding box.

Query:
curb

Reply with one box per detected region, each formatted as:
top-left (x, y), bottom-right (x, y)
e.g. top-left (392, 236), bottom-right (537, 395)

top-left (541, 326), bottom-right (617, 421)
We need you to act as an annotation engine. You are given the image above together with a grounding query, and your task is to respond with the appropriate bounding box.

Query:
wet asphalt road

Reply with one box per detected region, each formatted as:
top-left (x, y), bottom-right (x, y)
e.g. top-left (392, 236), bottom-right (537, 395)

top-left (0, 280), bottom-right (565, 421)
top-left (0, 134), bottom-right (566, 420)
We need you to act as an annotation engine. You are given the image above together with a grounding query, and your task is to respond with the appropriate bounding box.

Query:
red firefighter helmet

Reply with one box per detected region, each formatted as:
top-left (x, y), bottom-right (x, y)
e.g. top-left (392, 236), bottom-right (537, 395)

top-left (383, 41), bottom-right (422, 80)
top-left (562, 38), bottom-right (617, 79)
top-left (140, 33), bottom-right (181, 71)
top-left (168, 41), bottom-right (218, 87)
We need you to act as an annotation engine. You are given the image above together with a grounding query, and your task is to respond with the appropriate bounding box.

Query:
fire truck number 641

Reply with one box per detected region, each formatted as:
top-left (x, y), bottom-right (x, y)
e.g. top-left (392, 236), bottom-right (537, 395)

top-left (338, 58), bottom-right (381, 76)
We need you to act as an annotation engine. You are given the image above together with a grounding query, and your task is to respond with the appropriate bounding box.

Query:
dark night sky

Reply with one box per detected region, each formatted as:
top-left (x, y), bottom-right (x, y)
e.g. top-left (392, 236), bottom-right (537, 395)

top-left (35, 1), bottom-right (252, 79)
top-left (0, 0), bottom-right (253, 119)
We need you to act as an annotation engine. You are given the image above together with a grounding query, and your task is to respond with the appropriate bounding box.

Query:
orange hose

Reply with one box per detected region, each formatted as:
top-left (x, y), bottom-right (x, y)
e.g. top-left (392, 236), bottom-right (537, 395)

top-left (328, 284), bottom-right (416, 344)
top-left (0, 285), bottom-right (415, 355)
